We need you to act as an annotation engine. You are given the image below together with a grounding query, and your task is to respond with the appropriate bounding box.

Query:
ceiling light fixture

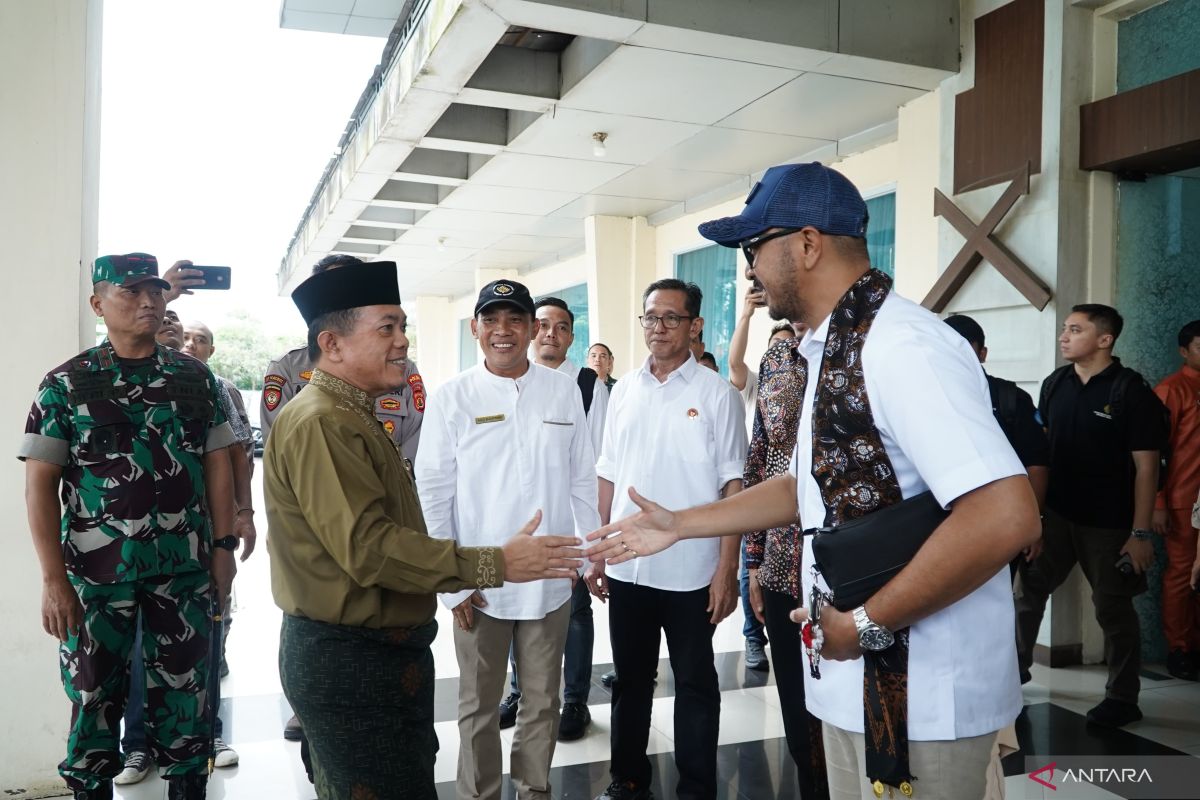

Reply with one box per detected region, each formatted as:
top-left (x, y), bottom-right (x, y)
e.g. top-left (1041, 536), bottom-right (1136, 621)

top-left (592, 132), bottom-right (608, 158)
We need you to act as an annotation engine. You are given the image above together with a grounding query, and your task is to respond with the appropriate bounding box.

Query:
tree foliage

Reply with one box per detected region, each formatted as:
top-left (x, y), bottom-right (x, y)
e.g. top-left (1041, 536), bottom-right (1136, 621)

top-left (207, 310), bottom-right (301, 390)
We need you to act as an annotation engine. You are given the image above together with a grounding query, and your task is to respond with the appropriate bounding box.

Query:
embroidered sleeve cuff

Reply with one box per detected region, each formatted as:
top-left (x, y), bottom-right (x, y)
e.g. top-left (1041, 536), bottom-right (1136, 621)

top-left (205, 421), bottom-right (238, 453)
top-left (17, 433), bottom-right (68, 465)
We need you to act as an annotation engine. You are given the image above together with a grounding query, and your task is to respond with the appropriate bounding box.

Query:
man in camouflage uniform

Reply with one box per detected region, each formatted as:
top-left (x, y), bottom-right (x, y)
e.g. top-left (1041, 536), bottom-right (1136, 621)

top-left (20, 253), bottom-right (238, 800)
top-left (261, 258), bottom-right (425, 463)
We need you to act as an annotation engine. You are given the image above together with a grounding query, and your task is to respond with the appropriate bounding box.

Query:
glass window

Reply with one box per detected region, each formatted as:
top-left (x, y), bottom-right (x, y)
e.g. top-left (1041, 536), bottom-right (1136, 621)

top-left (458, 318), bottom-right (477, 371)
top-left (537, 283), bottom-right (590, 368)
top-left (866, 191), bottom-right (896, 277)
top-left (674, 244), bottom-right (737, 377)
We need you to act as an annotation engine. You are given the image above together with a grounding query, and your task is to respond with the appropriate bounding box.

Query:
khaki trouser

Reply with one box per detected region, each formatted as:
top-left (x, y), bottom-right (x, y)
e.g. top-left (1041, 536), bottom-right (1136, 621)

top-left (822, 722), bottom-right (998, 800)
top-left (454, 599), bottom-right (571, 800)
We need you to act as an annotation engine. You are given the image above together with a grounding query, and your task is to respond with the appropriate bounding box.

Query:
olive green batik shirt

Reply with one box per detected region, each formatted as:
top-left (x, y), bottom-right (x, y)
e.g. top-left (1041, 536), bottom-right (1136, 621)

top-left (265, 368), bottom-right (503, 629)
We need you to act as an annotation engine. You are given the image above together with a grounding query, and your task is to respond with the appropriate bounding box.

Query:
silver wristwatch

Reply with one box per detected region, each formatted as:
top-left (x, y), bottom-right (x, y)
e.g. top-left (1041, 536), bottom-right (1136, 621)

top-left (853, 605), bottom-right (895, 652)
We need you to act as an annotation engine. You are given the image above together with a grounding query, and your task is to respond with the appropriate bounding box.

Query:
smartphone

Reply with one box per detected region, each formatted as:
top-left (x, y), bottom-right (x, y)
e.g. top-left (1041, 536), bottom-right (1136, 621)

top-left (190, 266), bottom-right (232, 290)
top-left (1115, 552), bottom-right (1135, 576)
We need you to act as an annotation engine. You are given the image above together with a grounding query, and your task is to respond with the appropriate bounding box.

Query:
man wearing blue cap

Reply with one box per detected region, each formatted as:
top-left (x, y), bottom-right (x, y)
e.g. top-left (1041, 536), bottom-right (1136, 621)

top-left (586, 162), bottom-right (1040, 800)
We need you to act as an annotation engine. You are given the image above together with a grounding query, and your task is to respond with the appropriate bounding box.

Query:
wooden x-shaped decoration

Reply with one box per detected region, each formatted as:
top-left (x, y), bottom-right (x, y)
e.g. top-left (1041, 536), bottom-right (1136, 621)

top-left (922, 162), bottom-right (1052, 313)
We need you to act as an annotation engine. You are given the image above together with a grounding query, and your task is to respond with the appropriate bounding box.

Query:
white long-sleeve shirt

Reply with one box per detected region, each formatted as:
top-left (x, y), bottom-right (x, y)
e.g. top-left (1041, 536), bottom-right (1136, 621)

top-left (597, 355), bottom-right (747, 591)
top-left (416, 361), bottom-right (600, 619)
top-left (555, 358), bottom-right (609, 457)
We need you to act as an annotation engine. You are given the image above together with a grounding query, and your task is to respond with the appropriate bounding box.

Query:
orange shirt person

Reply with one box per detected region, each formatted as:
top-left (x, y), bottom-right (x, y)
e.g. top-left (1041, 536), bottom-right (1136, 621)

top-left (1152, 319), bottom-right (1200, 680)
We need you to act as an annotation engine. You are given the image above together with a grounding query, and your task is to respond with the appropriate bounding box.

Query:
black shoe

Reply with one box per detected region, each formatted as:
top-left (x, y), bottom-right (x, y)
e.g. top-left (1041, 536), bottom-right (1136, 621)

top-left (73, 784), bottom-right (113, 800)
top-left (166, 774), bottom-right (207, 800)
top-left (283, 713), bottom-right (303, 741)
top-left (1086, 698), bottom-right (1143, 728)
top-left (745, 639), bottom-right (770, 671)
top-left (558, 702), bottom-right (591, 741)
top-left (498, 692), bottom-right (520, 730)
top-left (601, 669), bottom-right (617, 688)
top-left (595, 779), bottom-right (653, 800)
top-left (1167, 649), bottom-right (1198, 681)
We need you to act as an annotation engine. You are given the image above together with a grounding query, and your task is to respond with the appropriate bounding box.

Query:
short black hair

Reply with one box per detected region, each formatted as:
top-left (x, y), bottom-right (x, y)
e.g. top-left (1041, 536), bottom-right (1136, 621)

top-left (699, 351), bottom-right (717, 368)
top-left (944, 314), bottom-right (986, 348)
top-left (1179, 320), bottom-right (1200, 349)
top-left (311, 254), bottom-right (366, 275)
top-left (589, 342), bottom-right (612, 357)
top-left (643, 278), bottom-right (702, 319)
top-left (307, 308), bottom-right (361, 362)
top-left (768, 321), bottom-right (794, 344)
top-left (535, 296), bottom-right (574, 326)
top-left (1072, 304), bottom-right (1124, 343)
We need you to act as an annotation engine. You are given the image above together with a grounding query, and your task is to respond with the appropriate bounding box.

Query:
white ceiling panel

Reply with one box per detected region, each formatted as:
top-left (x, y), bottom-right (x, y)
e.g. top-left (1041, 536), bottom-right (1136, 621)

top-left (455, 249), bottom-right (549, 268)
top-left (492, 235), bottom-right (583, 254)
top-left (469, 152), bottom-right (632, 194)
top-left (344, 16), bottom-right (396, 36)
top-left (417, 208), bottom-right (580, 239)
top-left (550, 195), bottom-right (675, 219)
top-left (351, 0), bottom-right (407, 19)
top-left (438, 184), bottom-right (579, 216)
top-left (716, 74), bottom-right (925, 141)
top-left (647, 127), bottom-right (833, 175)
top-left (397, 227), bottom-right (508, 250)
top-left (558, 46), bottom-right (798, 125)
top-left (594, 166), bottom-right (744, 202)
top-left (506, 108), bottom-right (703, 165)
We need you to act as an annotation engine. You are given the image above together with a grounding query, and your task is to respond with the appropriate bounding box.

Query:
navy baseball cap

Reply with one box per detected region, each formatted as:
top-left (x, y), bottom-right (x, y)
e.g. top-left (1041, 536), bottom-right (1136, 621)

top-left (698, 162), bottom-right (869, 247)
top-left (474, 279), bottom-right (535, 317)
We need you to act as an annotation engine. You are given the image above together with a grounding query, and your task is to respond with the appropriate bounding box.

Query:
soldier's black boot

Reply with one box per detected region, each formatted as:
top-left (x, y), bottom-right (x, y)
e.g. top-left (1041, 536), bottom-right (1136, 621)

top-left (72, 782), bottom-right (113, 800)
top-left (166, 773), bottom-right (208, 800)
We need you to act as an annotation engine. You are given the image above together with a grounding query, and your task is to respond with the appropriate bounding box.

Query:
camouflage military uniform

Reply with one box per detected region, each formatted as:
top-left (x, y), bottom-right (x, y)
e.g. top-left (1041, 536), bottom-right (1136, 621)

top-left (261, 346), bottom-right (424, 461)
top-left (18, 340), bottom-right (237, 791)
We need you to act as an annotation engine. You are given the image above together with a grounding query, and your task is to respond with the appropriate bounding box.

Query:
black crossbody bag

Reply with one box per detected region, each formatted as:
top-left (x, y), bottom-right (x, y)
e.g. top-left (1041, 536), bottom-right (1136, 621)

top-left (809, 491), bottom-right (949, 611)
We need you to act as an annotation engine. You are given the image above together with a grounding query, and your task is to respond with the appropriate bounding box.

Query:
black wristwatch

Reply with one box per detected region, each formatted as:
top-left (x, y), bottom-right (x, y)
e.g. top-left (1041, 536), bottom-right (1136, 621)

top-left (213, 535), bottom-right (239, 551)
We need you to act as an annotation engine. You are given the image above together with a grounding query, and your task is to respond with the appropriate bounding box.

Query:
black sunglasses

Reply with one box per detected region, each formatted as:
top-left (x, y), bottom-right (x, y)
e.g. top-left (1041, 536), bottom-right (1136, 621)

top-left (739, 228), bottom-right (804, 266)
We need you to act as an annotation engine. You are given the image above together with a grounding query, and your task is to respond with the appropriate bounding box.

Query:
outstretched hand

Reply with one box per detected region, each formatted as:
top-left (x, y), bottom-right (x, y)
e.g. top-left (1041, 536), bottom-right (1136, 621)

top-left (585, 487), bottom-right (680, 565)
top-left (500, 510), bottom-right (583, 583)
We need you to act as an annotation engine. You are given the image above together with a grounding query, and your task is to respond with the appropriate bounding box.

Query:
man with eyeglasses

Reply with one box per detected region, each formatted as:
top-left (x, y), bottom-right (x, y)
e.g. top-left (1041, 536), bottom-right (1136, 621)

top-left (584, 278), bottom-right (746, 800)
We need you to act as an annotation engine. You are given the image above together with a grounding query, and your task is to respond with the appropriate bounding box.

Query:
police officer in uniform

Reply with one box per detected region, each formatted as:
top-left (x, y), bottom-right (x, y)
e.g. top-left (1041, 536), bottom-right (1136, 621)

top-left (20, 253), bottom-right (238, 800)
top-left (261, 256), bottom-right (424, 462)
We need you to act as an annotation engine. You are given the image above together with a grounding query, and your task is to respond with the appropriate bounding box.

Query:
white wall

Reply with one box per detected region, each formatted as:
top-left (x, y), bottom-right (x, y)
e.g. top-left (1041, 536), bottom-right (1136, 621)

top-left (1, 0), bottom-right (102, 794)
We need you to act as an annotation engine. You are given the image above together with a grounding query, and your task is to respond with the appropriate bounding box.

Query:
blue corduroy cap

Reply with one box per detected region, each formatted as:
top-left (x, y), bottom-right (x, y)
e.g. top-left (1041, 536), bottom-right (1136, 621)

top-left (698, 162), bottom-right (869, 247)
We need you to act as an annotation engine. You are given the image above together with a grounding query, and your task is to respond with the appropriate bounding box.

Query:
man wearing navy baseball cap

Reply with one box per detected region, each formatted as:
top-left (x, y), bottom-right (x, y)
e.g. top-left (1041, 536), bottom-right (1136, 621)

top-left (586, 162), bottom-right (1040, 800)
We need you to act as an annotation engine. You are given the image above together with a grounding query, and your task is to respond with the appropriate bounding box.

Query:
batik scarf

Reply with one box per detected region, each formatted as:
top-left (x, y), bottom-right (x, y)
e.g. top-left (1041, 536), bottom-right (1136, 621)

top-left (807, 269), bottom-right (914, 796)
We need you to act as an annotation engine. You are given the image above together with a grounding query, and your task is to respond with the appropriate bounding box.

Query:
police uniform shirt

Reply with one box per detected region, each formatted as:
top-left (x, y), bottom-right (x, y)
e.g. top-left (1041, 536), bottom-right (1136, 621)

top-left (18, 341), bottom-right (237, 583)
top-left (265, 368), bottom-right (501, 629)
top-left (1041, 360), bottom-right (1167, 529)
top-left (261, 346), bottom-right (425, 460)
top-left (416, 362), bottom-right (600, 620)
top-left (596, 355), bottom-right (747, 592)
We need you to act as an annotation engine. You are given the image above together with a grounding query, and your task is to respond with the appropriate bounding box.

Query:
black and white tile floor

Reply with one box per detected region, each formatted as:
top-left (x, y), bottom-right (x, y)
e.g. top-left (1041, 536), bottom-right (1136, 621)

top-left (105, 477), bottom-right (1200, 800)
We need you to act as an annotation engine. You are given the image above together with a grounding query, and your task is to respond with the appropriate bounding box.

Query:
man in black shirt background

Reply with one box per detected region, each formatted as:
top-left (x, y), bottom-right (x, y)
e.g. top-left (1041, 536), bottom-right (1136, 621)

top-left (945, 314), bottom-right (1049, 575)
top-left (1014, 304), bottom-right (1167, 728)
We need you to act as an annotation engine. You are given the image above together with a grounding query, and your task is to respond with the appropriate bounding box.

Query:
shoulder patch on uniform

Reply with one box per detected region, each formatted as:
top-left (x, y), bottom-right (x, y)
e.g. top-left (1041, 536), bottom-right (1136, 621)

top-left (264, 388), bottom-right (282, 411)
top-left (299, 370), bottom-right (313, 381)
top-left (408, 372), bottom-right (426, 413)
top-left (379, 397), bottom-right (401, 411)
top-left (264, 373), bottom-right (285, 388)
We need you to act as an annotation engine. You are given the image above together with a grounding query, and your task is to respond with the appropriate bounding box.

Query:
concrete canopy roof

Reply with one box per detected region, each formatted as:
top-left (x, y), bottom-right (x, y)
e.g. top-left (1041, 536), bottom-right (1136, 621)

top-left (279, 0), bottom-right (959, 299)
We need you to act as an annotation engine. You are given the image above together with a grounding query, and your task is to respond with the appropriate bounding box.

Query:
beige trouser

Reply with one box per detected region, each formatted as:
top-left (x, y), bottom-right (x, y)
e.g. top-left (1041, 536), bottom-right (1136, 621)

top-left (454, 599), bottom-right (571, 800)
top-left (822, 722), bottom-right (999, 800)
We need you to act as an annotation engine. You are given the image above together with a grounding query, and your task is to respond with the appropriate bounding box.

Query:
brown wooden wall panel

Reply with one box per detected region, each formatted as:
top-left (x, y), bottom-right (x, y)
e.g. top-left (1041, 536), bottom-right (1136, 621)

top-left (953, 0), bottom-right (1044, 194)
top-left (1080, 68), bottom-right (1200, 175)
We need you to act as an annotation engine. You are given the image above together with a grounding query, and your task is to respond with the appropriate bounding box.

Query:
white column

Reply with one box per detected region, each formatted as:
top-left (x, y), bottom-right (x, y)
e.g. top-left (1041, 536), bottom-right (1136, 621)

top-left (0, 0), bottom-right (102, 793)
top-left (585, 215), bottom-right (656, 379)
top-left (411, 294), bottom-right (455, 392)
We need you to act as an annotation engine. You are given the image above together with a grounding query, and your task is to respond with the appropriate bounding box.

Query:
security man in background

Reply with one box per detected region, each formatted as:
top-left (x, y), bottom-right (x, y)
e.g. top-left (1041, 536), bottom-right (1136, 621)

top-left (20, 253), bottom-right (238, 800)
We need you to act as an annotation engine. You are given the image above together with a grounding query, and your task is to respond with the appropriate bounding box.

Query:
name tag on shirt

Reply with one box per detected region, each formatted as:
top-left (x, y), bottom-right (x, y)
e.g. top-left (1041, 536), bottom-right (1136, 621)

top-left (475, 414), bottom-right (505, 425)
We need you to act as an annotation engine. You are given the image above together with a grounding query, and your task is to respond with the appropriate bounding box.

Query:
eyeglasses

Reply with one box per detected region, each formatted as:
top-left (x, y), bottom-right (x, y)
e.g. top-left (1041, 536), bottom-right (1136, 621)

top-left (639, 314), bottom-right (694, 330)
top-left (740, 228), bottom-right (803, 266)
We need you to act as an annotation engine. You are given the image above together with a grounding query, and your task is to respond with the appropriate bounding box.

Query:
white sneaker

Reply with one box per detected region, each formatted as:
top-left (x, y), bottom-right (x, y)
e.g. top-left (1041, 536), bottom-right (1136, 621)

top-left (213, 738), bottom-right (239, 768)
top-left (114, 750), bottom-right (152, 785)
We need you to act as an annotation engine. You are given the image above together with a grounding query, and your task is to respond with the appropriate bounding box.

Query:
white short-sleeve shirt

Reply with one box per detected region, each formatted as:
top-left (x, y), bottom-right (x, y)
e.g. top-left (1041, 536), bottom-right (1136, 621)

top-left (598, 355), bottom-right (747, 591)
top-left (793, 291), bottom-right (1026, 741)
